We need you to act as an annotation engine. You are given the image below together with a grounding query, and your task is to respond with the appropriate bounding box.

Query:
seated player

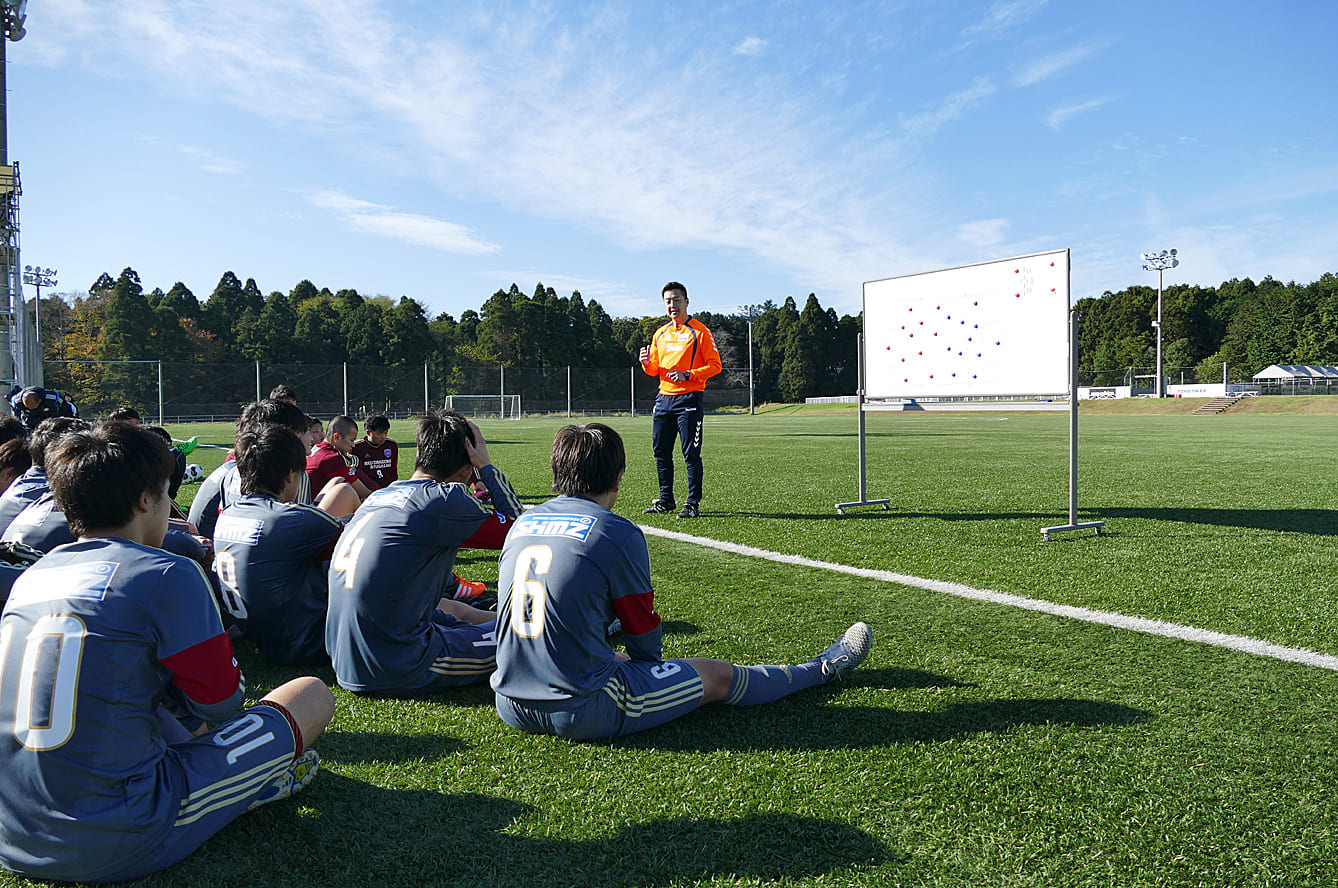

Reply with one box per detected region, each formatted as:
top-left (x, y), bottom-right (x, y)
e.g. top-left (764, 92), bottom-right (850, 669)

top-left (108, 406), bottom-right (141, 424)
top-left (0, 422), bottom-right (334, 884)
top-left (325, 409), bottom-right (522, 695)
top-left (307, 415), bottom-right (378, 501)
top-left (9, 385), bottom-right (78, 431)
top-left (0, 436), bottom-right (32, 495)
top-left (491, 423), bottom-right (872, 741)
top-left (0, 414), bottom-right (27, 445)
top-left (351, 413), bottom-right (398, 490)
top-left (190, 399), bottom-right (337, 538)
top-left (213, 425), bottom-right (346, 665)
top-left (269, 383), bottom-right (298, 404)
top-left (0, 417), bottom-right (88, 537)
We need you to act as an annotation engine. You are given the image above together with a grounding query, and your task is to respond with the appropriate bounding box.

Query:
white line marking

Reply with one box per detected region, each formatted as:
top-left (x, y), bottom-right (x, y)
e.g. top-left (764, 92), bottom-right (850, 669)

top-left (640, 525), bottom-right (1338, 673)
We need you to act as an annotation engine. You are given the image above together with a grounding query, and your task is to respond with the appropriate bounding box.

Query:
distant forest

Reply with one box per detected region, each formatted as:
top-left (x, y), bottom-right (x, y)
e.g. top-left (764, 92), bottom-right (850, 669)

top-left (32, 267), bottom-right (1338, 404)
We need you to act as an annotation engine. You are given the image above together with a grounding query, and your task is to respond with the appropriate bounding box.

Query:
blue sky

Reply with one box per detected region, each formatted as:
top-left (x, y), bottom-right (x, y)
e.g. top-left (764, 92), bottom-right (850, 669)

top-left (9, 0), bottom-right (1337, 321)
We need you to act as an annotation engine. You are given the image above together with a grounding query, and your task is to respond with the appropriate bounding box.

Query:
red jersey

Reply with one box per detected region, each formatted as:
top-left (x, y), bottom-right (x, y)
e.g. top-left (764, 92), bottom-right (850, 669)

top-left (306, 441), bottom-right (375, 495)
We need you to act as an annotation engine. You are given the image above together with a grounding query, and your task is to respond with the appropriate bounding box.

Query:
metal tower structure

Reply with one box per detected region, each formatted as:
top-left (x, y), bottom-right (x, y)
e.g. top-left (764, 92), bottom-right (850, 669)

top-left (0, 1), bottom-right (37, 392)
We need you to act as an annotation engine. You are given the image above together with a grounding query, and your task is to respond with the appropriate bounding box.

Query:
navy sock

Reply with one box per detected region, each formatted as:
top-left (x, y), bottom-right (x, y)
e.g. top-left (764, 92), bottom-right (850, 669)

top-left (723, 661), bottom-right (826, 706)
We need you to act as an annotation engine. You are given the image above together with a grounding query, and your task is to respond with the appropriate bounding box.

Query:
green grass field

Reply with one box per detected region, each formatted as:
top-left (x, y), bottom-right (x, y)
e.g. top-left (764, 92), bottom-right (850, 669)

top-left (8, 408), bottom-right (1338, 887)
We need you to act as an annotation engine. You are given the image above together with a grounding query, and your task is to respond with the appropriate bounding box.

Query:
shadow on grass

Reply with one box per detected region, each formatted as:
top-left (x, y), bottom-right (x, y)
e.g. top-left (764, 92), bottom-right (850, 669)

top-left (318, 729), bottom-right (465, 765)
top-left (616, 694), bottom-right (1151, 753)
top-left (1095, 507), bottom-right (1338, 535)
top-left (168, 780), bottom-right (892, 888)
top-left (706, 505), bottom-right (1338, 535)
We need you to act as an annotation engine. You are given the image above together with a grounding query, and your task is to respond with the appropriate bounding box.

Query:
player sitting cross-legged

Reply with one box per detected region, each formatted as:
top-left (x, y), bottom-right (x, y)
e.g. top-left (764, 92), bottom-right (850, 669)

top-left (212, 425), bottom-right (349, 665)
top-left (0, 422), bottom-right (334, 884)
top-left (491, 423), bottom-right (872, 741)
top-left (325, 408), bottom-right (523, 695)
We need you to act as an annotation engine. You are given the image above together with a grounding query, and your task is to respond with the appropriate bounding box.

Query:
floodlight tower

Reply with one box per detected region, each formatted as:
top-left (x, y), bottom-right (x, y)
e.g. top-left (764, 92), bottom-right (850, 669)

top-left (1141, 248), bottom-right (1179, 397)
top-left (739, 303), bottom-right (763, 415)
top-left (23, 264), bottom-right (53, 347)
top-left (1, 0), bottom-right (31, 390)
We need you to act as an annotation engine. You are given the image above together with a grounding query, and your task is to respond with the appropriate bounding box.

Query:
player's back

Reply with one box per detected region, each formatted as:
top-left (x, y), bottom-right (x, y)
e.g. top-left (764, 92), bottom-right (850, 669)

top-left (214, 494), bottom-right (341, 665)
top-left (492, 495), bottom-right (650, 704)
top-left (325, 478), bottom-right (491, 692)
top-left (1, 490), bottom-right (75, 552)
top-left (187, 459), bottom-right (233, 538)
top-left (0, 538), bottom-right (231, 880)
top-left (0, 467), bottom-right (48, 537)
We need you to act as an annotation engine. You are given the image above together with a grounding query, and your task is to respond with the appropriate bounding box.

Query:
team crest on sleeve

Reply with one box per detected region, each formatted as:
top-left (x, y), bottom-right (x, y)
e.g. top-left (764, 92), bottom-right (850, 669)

top-left (517, 513), bottom-right (595, 541)
top-left (10, 560), bottom-right (118, 606)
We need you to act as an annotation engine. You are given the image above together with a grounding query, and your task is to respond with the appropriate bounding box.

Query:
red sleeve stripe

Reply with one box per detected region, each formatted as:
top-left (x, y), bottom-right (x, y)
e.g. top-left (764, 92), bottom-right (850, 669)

top-left (612, 590), bottom-right (661, 636)
top-left (160, 633), bottom-right (243, 706)
top-left (461, 512), bottom-right (512, 551)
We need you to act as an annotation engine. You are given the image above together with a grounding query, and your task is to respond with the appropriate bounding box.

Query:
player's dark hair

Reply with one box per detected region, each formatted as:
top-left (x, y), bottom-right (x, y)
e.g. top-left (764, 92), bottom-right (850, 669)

top-left (328, 415), bottom-right (358, 441)
top-left (236, 398), bottom-right (312, 441)
top-left (551, 423), bottom-right (625, 497)
top-left (0, 415), bottom-right (27, 445)
top-left (236, 425), bottom-right (307, 496)
top-left (47, 421), bottom-right (175, 536)
top-left (662, 281), bottom-right (688, 301)
top-left (364, 413), bottom-right (391, 433)
top-left (269, 383), bottom-right (298, 403)
top-left (0, 437), bottom-right (32, 482)
top-left (415, 409), bottom-right (474, 479)
top-left (30, 417), bottom-right (91, 472)
top-left (108, 406), bottom-right (141, 423)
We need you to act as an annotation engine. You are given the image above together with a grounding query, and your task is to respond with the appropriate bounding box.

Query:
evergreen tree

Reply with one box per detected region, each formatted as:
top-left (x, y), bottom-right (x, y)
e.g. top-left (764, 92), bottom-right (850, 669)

top-left (383, 297), bottom-right (433, 366)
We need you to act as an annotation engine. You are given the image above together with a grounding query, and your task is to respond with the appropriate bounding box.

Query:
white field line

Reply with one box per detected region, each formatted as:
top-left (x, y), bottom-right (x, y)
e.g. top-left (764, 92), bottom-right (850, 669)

top-left (639, 525), bottom-right (1338, 673)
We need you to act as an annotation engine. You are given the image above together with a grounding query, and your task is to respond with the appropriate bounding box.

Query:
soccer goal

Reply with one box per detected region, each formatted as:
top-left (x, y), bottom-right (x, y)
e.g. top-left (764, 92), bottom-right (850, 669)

top-left (444, 394), bottom-right (522, 420)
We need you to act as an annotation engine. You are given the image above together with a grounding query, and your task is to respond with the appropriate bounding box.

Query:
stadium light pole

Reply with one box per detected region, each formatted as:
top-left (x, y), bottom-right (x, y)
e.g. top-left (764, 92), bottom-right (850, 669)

top-left (740, 304), bottom-right (763, 415)
top-left (1141, 249), bottom-right (1179, 397)
top-left (23, 264), bottom-right (54, 349)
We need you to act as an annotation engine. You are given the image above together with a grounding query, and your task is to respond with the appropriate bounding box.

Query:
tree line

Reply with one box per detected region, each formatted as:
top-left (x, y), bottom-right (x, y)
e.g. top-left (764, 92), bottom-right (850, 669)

top-left (1076, 273), bottom-right (1338, 385)
top-left (35, 267), bottom-right (1337, 409)
top-left (34, 269), bottom-right (860, 406)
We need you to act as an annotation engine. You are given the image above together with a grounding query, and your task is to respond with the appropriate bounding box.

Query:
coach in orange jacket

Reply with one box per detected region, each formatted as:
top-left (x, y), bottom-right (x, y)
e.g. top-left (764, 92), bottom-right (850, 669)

top-left (638, 282), bottom-right (722, 519)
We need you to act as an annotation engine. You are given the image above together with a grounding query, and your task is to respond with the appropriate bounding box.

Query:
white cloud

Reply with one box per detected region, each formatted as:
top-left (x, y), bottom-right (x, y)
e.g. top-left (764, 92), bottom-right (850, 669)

top-left (963, 0), bottom-right (1050, 36)
top-left (179, 145), bottom-right (244, 175)
top-left (900, 77), bottom-right (998, 138)
top-left (733, 36), bottom-right (767, 56)
top-left (29, 4), bottom-right (935, 301)
top-left (959, 219), bottom-right (1011, 248)
top-left (1012, 42), bottom-right (1106, 88)
top-left (308, 189), bottom-right (500, 255)
top-left (1046, 96), bottom-right (1117, 130)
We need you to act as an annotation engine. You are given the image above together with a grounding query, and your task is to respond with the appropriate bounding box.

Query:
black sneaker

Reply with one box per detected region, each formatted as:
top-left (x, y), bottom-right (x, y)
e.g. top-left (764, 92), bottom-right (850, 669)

top-left (676, 503), bottom-right (699, 519)
top-left (643, 500), bottom-right (676, 514)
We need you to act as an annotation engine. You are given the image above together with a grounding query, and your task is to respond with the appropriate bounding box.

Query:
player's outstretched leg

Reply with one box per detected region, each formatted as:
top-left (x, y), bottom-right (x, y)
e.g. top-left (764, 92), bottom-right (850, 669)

top-left (816, 621), bottom-right (873, 681)
top-left (691, 622), bottom-right (873, 707)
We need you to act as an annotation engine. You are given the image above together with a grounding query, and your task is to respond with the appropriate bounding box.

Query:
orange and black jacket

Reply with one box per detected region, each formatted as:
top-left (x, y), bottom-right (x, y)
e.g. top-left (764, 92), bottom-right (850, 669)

top-left (642, 317), bottom-right (723, 396)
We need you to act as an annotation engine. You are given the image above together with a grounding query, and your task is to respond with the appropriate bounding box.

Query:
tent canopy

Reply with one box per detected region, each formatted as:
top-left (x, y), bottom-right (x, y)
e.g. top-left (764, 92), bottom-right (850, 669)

top-left (1253, 364), bottom-right (1338, 380)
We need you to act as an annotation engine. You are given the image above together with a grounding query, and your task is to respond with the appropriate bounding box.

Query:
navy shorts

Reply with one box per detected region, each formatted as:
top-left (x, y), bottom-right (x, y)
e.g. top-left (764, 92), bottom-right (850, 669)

top-left (496, 658), bottom-right (704, 740)
top-left (105, 703), bottom-right (300, 882)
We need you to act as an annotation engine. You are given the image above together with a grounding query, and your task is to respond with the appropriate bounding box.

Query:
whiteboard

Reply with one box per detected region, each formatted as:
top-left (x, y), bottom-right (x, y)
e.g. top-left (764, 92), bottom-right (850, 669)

top-left (863, 249), bottom-right (1070, 400)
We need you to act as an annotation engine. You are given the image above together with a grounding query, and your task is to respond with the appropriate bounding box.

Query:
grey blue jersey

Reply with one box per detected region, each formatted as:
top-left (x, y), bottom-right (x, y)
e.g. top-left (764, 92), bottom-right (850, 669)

top-left (0, 538), bottom-right (245, 881)
top-left (214, 493), bottom-right (342, 665)
top-left (1, 491), bottom-right (75, 552)
top-left (325, 465), bottom-right (516, 693)
top-left (491, 495), bottom-right (663, 706)
top-left (0, 467), bottom-right (48, 538)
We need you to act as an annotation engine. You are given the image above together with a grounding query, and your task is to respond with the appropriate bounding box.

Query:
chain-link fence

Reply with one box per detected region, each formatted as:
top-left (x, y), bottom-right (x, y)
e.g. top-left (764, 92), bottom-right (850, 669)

top-left (40, 361), bottom-right (759, 423)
